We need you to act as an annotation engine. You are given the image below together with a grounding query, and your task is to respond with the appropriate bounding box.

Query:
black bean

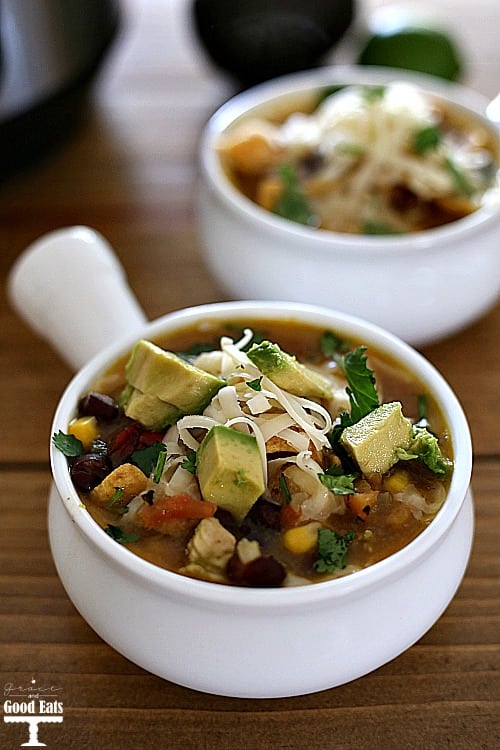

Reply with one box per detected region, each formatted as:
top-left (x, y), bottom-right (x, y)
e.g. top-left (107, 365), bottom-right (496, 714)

top-left (78, 392), bottom-right (119, 421)
top-left (228, 553), bottom-right (286, 588)
top-left (248, 499), bottom-right (282, 530)
top-left (70, 454), bottom-right (111, 492)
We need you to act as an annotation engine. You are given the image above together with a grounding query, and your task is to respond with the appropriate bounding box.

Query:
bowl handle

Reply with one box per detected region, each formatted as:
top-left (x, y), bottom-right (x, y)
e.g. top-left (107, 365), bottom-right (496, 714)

top-left (7, 226), bottom-right (147, 371)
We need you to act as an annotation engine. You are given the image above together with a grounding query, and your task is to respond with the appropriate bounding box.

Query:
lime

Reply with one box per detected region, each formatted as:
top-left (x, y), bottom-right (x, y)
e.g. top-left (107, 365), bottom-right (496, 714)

top-left (357, 26), bottom-right (463, 81)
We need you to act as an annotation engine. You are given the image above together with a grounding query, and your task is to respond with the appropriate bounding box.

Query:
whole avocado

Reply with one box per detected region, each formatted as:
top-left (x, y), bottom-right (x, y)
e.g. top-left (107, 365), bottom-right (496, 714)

top-left (192, 0), bottom-right (356, 87)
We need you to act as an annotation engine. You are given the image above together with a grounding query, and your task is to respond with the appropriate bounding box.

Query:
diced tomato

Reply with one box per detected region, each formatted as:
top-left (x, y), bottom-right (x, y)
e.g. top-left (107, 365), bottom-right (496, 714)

top-left (346, 491), bottom-right (378, 521)
top-left (138, 430), bottom-right (165, 448)
top-left (109, 423), bottom-right (141, 466)
top-left (139, 494), bottom-right (217, 530)
top-left (280, 504), bottom-right (302, 528)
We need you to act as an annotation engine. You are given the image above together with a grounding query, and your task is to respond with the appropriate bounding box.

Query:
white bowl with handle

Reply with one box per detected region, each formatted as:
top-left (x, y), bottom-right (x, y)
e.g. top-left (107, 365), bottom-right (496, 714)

top-left (8, 226), bottom-right (474, 698)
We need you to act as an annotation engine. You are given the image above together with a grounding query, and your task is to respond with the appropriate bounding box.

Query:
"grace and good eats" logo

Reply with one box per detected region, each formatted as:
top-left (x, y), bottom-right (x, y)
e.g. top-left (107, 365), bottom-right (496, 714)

top-left (3, 678), bottom-right (63, 747)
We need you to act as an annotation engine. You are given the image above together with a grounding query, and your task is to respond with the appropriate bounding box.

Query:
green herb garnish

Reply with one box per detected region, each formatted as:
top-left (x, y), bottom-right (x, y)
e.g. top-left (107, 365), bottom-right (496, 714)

top-left (108, 487), bottom-right (125, 507)
top-left (362, 85), bottom-right (386, 103)
top-left (329, 347), bottom-right (380, 465)
top-left (235, 470), bottom-right (247, 487)
top-left (52, 431), bottom-right (84, 457)
top-left (320, 331), bottom-right (350, 366)
top-left (363, 221), bottom-right (402, 235)
top-left (315, 84), bottom-right (346, 108)
top-left (152, 447), bottom-right (167, 483)
top-left (313, 528), bottom-right (355, 573)
top-left (273, 163), bottom-right (316, 226)
top-left (279, 473), bottom-right (291, 504)
top-left (247, 377), bottom-right (263, 391)
top-left (342, 347), bottom-right (380, 424)
top-left (177, 341), bottom-right (218, 361)
top-left (318, 465), bottom-right (358, 495)
top-left (105, 525), bottom-right (140, 544)
top-left (415, 393), bottom-right (430, 429)
top-left (412, 124), bottom-right (441, 154)
top-left (336, 142), bottom-right (365, 157)
top-left (131, 441), bottom-right (166, 476)
top-left (396, 426), bottom-right (452, 477)
top-left (445, 157), bottom-right (474, 196)
top-left (181, 451), bottom-right (197, 475)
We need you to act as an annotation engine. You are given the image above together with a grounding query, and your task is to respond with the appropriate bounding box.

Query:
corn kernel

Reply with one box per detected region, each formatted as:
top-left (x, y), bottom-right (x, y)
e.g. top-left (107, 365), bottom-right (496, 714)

top-left (68, 416), bottom-right (99, 451)
top-left (283, 522), bottom-right (321, 555)
top-left (384, 470), bottom-right (410, 494)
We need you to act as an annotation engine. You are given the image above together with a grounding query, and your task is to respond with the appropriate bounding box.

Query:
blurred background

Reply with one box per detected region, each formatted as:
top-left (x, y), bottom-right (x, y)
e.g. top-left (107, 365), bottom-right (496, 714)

top-left (1, 0), bottom-right (498, 184)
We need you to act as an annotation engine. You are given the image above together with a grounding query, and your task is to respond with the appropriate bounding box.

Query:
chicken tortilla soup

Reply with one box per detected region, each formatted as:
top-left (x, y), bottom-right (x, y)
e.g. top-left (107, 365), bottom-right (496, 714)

top-left (217, 82), bottom-right (499, 235)
top-left (53, 318), bottom-right (453, 587)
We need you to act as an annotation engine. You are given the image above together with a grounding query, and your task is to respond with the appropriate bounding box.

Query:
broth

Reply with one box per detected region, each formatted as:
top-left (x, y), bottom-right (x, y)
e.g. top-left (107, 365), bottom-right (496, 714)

top-left (57, 318), bottom-right (453, 587)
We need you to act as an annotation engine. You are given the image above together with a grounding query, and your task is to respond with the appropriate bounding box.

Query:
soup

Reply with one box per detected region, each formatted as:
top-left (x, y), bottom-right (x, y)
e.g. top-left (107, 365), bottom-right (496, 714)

top-left (217, 82), bottom-right (499, 234)
top-left (53, 318), bottom-right (453, 587)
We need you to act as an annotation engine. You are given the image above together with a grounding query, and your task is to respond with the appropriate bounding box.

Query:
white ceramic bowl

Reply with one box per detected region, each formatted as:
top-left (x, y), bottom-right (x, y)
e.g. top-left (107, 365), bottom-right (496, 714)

top-left (50, 321), bottom-right (474, 697)
top-left (198, 65), bottom-right (500, 347)
top-left (8, 228), bottom-right (474, 698)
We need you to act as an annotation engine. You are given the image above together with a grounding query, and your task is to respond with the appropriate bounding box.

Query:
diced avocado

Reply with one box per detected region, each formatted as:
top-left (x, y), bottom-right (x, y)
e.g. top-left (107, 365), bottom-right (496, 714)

top-left (196, 425), bottom-right (265, 523)
top-left (340, 401), bottom-right (413, 475)
top-left (125, 340), bottom-right (225, 413)
top-left (123, 387), bottom-right (181, 430)
top-left (247, 340), bottom-right (332, 400)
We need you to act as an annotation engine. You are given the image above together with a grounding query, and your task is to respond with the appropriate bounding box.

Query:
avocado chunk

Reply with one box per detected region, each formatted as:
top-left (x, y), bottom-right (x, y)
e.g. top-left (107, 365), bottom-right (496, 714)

top-left (123, 340), bottom-right (225, 425)
top-left (247, 340), bottom-right (332, 400)
top-left (124, 388), bottom-right (181, 430)
top-left (340, 401), bottom-right (413, 475)
top-left (196, 425), bottom-right (265, 523)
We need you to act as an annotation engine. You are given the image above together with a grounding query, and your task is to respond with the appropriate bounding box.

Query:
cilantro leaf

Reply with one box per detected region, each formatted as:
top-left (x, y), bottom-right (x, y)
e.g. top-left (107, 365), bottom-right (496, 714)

top-left (152, 447), bottom-right (167, 483)
top-left (318, 466), bottom-right (358, 495)
top-left (177, 341), bottom-right (218, 362)
top-left (279, 473), bottom-right (291, 504)
top-left (362, 85), bottom-right (386, 103)
top-left (273, 163), bottom-right (316, 226)
top-left (342, 347), bottom-right (380, 424)
top-left (313, 528), bottom-right (355, 573)
top-left (396, 426), bottom-right (452, 477)
top-left (52, 431), bottom-right (84, 457)
top-left (363, 221), bottom-right (402, 235)
top-left (415, 393), bottom-right (430, 430)
top-left (108, 487), bottom-right (124, 507)
top-left (320, 331), bottom-right (350, 365)
top-left (181, 451), bottom-right (197, 475)
top-left (247, 377), bottom-right (262, 391)
top-left (131, 441), bottom-right (166, 476)
top-left (444, 157), bottom-right (474, 196)
top-left (328, 347), bottom-right (379, 467)
top-left (105, 525), bottom-right (140, 544)
top-left (412, 124), bottom-right (441, 154)
top-left (315, 84), bottom-right (346, 109)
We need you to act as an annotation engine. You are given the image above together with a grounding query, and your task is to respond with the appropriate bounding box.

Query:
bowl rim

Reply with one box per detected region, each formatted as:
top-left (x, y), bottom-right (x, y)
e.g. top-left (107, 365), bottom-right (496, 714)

top-left (199, 64), bottom-right (500, 254)
top-left (50, 301), bottom-right (473, 609)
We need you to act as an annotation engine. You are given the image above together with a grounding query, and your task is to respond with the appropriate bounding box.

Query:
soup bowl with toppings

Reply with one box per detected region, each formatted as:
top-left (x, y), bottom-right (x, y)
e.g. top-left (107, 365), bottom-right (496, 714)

top-left (198, 66), bottom-right (500, 346)
top-left (30, 242), bottom-right (473, 696)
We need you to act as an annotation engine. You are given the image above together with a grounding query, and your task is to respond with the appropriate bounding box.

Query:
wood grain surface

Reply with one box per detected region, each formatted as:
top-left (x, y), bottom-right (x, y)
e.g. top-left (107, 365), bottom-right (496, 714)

top-left (1, 1), bottom-right (499, 748)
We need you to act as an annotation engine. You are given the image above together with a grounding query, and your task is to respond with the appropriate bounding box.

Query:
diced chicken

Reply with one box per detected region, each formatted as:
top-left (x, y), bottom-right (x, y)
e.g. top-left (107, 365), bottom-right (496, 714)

top-left (89, 463), bottom-right (148, 507)
top-left (266, 434), bottom-right (297, 455)
top-left (180, 517), bottom-right (236, 583)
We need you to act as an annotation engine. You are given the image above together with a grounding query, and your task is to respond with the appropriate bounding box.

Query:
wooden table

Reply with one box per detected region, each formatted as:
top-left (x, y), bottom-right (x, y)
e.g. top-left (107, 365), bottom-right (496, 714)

top-left (1, 1), bottom-right (498, 747)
